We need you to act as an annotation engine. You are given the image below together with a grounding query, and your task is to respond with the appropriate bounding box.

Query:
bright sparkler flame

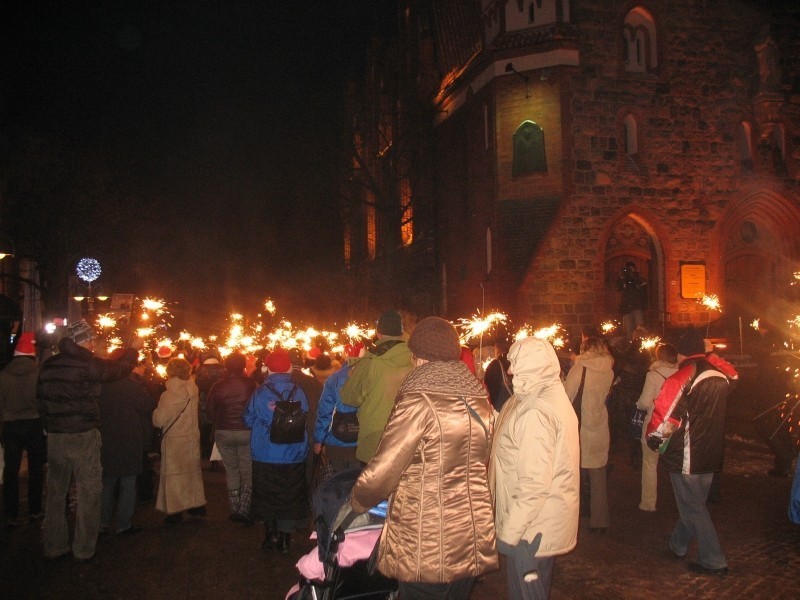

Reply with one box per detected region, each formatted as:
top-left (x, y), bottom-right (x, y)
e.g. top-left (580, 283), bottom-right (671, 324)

top-left (231, 313), bottom-right (243, 321)
top-left (456, 312), bottom-right (507, 344)
top-left (344, 323), bottom-right (370, 341)
top-left (96, 315), bottom-right (116, 329)
top-left (179, 331), bottom-right (191, 341)
top-left (137, 327), bottom-right (155, 338)
top-left (142, 298), bottom-right (165, 312)
top-left (751, 319), bottom-right (760, 331)
top-left (264, 299), bottom-right (277, 315)
top-left (700, 294), bottom-right (722, 312)
top-left (640, 336), bottom-right (661, 351)
top-left (601, 321), bottom-right (616, 334)
top-left (155, 364), bottom-right (167, 378)
top-left (788, 315), bottom-right (800, 329)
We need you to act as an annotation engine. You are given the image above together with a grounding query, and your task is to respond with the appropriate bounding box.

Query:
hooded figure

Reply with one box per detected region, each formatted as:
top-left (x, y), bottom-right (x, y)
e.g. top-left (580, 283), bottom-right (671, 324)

top-left (490, 337), bottom-right (580, 600)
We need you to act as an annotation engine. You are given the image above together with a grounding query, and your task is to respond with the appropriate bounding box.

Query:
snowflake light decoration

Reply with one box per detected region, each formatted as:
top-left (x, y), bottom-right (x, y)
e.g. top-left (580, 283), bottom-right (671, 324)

top-left (76, 258), bottom-right (101, 283)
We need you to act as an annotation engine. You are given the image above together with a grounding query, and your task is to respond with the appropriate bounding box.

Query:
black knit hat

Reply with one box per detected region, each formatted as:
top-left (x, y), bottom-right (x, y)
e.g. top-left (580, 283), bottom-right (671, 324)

top-left (408, 317), bottom-right (461, 362)
top-left (376, 309), bottom-right (403, 336)
top-left (676, 328), bottom-right (705, 357)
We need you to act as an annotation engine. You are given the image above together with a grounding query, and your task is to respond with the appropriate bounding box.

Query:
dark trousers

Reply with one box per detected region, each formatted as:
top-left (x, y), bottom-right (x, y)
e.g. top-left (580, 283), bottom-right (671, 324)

top-left (2, 419), bottom-right (47, 519)
top-left (397, 577), bottom-right (474, 600)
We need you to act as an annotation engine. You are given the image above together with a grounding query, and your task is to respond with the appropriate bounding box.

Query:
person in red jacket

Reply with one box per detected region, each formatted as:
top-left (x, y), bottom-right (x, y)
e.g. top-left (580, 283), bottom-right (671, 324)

top-left (646, 328), bottom-right (737, 576)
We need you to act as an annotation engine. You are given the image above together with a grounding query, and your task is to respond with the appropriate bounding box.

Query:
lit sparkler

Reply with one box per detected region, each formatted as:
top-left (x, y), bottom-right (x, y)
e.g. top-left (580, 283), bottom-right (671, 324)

top-left (700, 294), bottom-right (722, 312)
top-left (456, 312), bottom-right (507, 345)
top-left (601, 321), bottom-right (617, 334)
top-left (96, 314), bottom-right (116, 329)
top-left (639, 336), bottom-right (661, 351)
top-left (751, 319), bottom-right (760, 331)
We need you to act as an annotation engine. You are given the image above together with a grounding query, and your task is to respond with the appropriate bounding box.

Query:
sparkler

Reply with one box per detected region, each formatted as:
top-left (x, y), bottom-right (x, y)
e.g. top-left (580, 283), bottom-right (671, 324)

top-left (700, 294), bottom-right (722, 336)
top-left (601, 321), bottom-right (617, 334)
top-left (456, 312), bottom-right (507, 345)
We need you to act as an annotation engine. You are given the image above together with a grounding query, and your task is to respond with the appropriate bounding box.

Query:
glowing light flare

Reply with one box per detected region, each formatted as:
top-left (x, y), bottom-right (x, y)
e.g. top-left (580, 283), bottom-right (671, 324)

top-left (142, 298), bottom-right (165, 312)
top-left (96, 315), bottom-right (116, 329)
top-left (789, 315), bottom-right (800, 329)
top-left (136, 327), bottom-right (155, 338)
top-left (601, 321), bottom-right (617, 334)
top-left (155, 364), bottom-right (167, 378)
top-left (230, 313), bottom-right (243, 321)
top-left (456, 312), bottom-right (508, 344)
top-left (639, 336), bottom-right (661, 351)
top-left (179, 331), bottom-right (191, 341)
top-left (751, 319), bottom-right (760, 330)
top-left (264, 299), bottom-right (277, 314)
top-left (700, 294), bottom-right (722, 312)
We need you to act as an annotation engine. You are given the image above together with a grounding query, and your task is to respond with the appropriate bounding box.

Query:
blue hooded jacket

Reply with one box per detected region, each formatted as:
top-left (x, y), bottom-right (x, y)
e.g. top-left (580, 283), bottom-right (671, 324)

top-left (244, 372), bottom-right (308, 464)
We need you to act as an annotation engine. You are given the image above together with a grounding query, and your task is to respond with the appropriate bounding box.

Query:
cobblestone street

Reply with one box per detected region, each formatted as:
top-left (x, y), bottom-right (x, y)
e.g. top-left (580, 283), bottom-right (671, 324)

top-left (1, 402), bottom-right (798, 599)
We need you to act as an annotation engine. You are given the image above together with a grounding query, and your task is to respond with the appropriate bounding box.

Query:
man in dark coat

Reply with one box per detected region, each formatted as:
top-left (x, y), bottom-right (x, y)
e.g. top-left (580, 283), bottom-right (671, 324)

top-left (37, 321), bottom-right (143, 562)
top-left (98, 351), bottom-right (157, 535)
top-left (0, 332), bottom-right (46, 526)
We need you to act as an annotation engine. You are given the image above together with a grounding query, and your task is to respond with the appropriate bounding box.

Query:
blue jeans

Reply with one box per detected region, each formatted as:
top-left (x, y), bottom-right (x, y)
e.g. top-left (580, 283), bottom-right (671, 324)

top-left (668, 472), bottom-right (727, 569)
top-left (101, 475), bottom-right (137, 532)
top-left (44, 430), bottom-right (103, 560)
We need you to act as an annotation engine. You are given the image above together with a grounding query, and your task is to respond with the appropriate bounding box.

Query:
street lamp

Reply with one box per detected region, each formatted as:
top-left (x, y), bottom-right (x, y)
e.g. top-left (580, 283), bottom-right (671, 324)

top-left (74, 257), bottom-right (105, 316)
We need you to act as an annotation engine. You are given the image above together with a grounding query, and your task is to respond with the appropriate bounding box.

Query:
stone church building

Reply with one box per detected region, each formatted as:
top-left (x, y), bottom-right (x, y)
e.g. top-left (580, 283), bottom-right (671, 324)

top-left (341, 0), bottom-right (800, 340)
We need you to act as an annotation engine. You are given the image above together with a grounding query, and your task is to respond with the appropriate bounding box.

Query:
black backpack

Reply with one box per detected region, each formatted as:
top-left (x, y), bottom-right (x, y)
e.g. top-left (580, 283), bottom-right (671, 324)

top-left (266, 383), bottom-right (306, 444)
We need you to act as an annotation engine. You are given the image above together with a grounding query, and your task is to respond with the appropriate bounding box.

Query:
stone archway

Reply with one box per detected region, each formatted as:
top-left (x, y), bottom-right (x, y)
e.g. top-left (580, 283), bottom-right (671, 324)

top-left (604, 213), bottom-right (665, 333)
top-left (717, 190), bottom-right (800, 338)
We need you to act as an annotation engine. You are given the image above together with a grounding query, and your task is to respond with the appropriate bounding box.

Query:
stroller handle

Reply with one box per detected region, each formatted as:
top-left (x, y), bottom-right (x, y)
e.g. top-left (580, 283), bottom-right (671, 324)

top-left (331, 500), bottom-right (358, 533)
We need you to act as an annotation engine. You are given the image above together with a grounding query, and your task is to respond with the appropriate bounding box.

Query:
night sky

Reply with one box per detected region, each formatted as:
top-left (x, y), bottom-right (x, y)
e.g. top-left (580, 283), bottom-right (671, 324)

top-left (2, 2), bottom-right (393, 330)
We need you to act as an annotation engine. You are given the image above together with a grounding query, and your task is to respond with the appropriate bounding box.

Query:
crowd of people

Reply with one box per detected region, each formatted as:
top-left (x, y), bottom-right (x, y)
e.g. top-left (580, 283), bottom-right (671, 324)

top-left (0, 308), bottom-right (743, 598)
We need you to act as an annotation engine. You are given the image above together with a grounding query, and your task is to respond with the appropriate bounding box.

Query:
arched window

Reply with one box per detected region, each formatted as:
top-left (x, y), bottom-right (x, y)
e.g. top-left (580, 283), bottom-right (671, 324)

top-left (623, 114), bottom-right (639, 155)
top-left (512, 120), bottom-right (547, 176)
top-left (623, 7), bottom-right (657, 73)
top-left (738, 121), bottom-right (753, 172)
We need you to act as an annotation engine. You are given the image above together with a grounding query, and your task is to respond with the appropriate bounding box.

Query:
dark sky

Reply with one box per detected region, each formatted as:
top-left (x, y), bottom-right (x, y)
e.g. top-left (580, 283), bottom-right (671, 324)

top-left (2, 2), bottom-right (392, 330)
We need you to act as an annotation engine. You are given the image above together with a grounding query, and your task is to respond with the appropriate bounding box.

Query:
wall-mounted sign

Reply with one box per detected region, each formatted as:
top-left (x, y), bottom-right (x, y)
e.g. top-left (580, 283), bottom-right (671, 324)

top-left (680, 262), bottom-right (706, 299)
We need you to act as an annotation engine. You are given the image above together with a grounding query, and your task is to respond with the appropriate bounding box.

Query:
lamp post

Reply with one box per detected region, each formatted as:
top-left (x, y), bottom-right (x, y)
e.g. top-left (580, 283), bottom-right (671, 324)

top-left (70, 257), bottom-right (109, 322)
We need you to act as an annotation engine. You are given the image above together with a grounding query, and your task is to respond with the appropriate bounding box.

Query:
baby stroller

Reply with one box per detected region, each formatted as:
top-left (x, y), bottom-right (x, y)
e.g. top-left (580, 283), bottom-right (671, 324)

top-left (286, 468), bottom-right (398, 600)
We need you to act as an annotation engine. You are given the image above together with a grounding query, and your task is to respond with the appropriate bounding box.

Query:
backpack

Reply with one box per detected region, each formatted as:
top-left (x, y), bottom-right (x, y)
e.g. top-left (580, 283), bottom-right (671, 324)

top-left (266, 383), bottom-right (306, 444)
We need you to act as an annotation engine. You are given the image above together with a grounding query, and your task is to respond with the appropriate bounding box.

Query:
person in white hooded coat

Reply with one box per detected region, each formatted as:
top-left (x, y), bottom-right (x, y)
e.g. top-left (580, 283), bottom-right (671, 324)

top-left (563, 336), bottom-right (614, 532)
top-left (490, 337), bottom-right (580, 600)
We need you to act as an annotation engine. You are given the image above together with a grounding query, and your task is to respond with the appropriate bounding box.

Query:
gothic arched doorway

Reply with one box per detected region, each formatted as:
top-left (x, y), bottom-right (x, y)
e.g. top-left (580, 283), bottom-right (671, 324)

top-left (604, 213), bottom-right (665, 334)
top-left (717, 190), bottom-right (800, 340)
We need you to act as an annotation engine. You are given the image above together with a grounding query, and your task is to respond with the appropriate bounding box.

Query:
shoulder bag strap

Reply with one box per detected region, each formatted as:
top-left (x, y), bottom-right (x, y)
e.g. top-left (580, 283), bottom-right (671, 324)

top-left (162, 395), bottom-right (192, 438)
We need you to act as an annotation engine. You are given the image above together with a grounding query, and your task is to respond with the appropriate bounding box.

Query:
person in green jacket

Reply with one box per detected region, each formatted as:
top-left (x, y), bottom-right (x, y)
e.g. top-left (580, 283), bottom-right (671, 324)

top-left (341, 309), bottom-right (413, 464)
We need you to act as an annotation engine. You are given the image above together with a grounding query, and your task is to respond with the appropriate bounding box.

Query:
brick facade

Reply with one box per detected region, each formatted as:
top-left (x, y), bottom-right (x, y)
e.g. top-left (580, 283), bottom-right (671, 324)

top-left (430, 0), bottom-right (800, 338)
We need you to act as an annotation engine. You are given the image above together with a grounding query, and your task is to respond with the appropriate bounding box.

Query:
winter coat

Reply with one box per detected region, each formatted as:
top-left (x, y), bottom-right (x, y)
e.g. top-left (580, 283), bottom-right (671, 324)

top-left (635, 360), bottom-right (678, 444)
top-left (37, 338), bottom-right (137, 434)
top-left (646, 354), bottom-right (736, 474)
top-left (243, 372), bottom-right (309, 464)
top-left (490, 338), bottom-right (580, 556)
top-left (99, 375), bottom-right (156, 476)
top-left (340, 337), bottom-right (414, 462)
top-left (153, 377), bottom-right (205, 513)
top-left (314, 361), bottom-right (358, 447)
top-left (205, 372), bottom-right (256, 431)
top-left (563, 350), bottom-right (614, 468)
top-left (0, 356), bottom-right (39, 422)
top-left (350, 360), bottom-right (498, 584)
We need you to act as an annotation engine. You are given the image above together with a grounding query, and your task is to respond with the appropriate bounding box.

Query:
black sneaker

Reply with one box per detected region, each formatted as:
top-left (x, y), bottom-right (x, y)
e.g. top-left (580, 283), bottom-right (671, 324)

top-left (688, 562), bottom-right (728, 576)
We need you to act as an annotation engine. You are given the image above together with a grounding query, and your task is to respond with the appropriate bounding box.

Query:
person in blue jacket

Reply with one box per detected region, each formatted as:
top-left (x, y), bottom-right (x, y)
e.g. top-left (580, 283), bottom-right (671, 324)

top-left (313, 344), bottom-right (362, 473)
top-left (244, 347), bottom-right (309, 554)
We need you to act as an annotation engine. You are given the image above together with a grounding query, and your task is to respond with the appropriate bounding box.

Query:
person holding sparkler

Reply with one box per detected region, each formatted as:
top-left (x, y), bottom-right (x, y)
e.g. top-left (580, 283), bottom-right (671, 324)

top-left (635, 343), bottom-right (678, 512)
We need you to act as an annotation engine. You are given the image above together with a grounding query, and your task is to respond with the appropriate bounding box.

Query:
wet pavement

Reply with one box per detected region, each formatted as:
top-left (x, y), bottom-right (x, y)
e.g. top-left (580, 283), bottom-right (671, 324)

top-left (1, 401), bottom-right (798, 599)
